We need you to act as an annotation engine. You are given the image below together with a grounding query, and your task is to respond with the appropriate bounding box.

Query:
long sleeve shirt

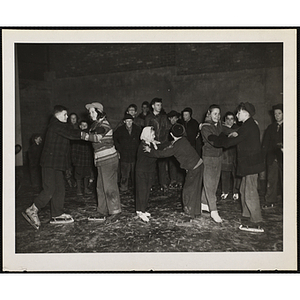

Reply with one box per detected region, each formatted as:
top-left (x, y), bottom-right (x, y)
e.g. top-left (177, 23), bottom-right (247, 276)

top-left (146, 137), bottom-right (202, 171)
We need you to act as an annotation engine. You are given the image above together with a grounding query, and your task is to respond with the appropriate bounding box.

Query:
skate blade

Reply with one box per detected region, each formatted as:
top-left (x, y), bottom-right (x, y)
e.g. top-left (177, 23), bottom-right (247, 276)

top-left (239, 224), bottom-right (264, 233)
top-left (22, 212), bottom-right (40, 230)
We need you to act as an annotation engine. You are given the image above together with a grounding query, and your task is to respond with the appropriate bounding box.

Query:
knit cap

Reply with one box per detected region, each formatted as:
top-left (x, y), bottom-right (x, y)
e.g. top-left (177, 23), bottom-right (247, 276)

top-left (171, 124), bottom-right (185, 137)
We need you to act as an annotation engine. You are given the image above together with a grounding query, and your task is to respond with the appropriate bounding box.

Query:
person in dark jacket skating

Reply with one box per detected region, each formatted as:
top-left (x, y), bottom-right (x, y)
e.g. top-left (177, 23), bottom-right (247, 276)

top-left (22, 105), bottom-right (83, 229)
top-left (113, 113), bottom-right (141, 192)
top-left (135, 126), bottom-right (160, 222)
top-left (144, 124), bottom-right (203, 219)
top-left (261, 103), bottom-right (283, 209)
top-left (208, 102), bottom-right (265, 232)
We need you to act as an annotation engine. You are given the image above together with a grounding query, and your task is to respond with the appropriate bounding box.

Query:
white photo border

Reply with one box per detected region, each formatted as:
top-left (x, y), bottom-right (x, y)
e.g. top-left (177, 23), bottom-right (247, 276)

top-left (3, 28), bottom-right (297, 271)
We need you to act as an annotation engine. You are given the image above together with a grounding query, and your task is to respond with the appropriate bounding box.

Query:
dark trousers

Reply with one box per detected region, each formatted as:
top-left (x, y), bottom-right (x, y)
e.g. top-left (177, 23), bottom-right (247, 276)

top-left (265, 160), bottom-right (283, 204)
top-left (74, 166), bottom-right (91, 180)
top-left (120, 161), bottom-right (135, 192)
top-left (168, 156), bottom-right (184, 184)
top-left (135, 171), bottom-right (155, 212)
top-left (221, 169), bottom-right (240, 194)
top-left (96, 157), bottom-right (121, 216)
top-left (183, 164), bottom-right (203, 217)
top-left (29, 165), bottom-right (42, 188)
top-left (34, 167), bottom-right (65, 217)
top-left (240, 174), bottom-right (262, 223)
top-left (157, 158), bottom-right (170, 186)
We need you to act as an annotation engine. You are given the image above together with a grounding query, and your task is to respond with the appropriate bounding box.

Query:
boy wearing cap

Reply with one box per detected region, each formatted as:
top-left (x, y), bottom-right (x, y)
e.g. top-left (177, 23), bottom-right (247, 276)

top-left (167, 110), bottom-right (180, 126)
top-left (144, 124), bottom-right (203, 219)
top-left (113, 113), bottom-right (141, 192)
top-left (22, 105), bottom-right (83, 229)
top-left (82, 102), bottom-right (121, 223)
top-left (178, 107), bottom-right (199, 149)
top-left (262, 103), bottom-right (283, 208)
top-left (208, 102), bottom-right (265, 232)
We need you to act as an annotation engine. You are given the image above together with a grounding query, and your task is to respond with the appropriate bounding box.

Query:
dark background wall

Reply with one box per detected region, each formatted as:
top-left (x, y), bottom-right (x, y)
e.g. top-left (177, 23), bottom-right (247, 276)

top-left (17, 43), bottom-right (283, 163)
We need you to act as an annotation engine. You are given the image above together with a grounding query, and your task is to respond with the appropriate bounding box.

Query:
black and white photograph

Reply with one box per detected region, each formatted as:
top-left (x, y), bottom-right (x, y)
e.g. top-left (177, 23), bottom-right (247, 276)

top-left (2, 29), bottom-right (297, 272)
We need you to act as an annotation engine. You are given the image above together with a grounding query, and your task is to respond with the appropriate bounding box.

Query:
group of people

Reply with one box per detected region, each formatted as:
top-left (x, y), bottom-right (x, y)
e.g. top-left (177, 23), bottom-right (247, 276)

top-left (22, 98), bottom-right (283, 234)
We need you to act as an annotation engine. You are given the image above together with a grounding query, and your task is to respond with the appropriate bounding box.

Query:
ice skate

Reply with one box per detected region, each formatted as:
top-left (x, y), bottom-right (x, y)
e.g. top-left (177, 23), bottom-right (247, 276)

top-left (22, 204), bottom-right (40, 230)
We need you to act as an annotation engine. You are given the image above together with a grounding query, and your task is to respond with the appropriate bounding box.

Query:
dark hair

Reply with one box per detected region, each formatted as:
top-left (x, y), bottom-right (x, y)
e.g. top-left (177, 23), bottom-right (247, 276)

top-left (150, 98), bottom-right (162, 106)
top-left (79, 119), bottom-right (88, 125)
top-left (207, 104), bottom-right (220, 113)
top-left (53, 105), bottom-right (67, 115)
top-left (69, 112), bottom-right (78, 119)
top-left (127, 104), bottom-right (137, 112)
top-left (141, 101), bottom-right (150, 107)
top-left (223, 111), bottom-right (235, 121)
top-left (95, 108), bottom-right (107, 120)
top-left (236, 103), bottom-right (246, 112)
top-left (182, 107), bottom-right (193, 117)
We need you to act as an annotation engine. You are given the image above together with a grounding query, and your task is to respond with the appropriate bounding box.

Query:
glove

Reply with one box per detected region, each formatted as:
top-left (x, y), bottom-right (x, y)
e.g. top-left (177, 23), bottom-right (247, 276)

top-left (208, 132), bottom-right (227, 147)
top-left (208, 134), bottom-right (218, 142)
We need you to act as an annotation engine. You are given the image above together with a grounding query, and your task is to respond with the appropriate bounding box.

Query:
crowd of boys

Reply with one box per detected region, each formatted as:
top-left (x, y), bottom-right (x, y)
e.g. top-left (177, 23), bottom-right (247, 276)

top-left (23, 98), bottom-right (283, 234)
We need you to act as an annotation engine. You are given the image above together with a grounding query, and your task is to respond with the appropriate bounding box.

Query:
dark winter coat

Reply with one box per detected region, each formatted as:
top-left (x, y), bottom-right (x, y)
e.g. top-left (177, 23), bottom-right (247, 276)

top-left (40, 116), bottom-right (82, 171)
top-left (262, 122), bottom-right (283, 165)
top-left (113, 124), bottom-right (141, 163)
top-left (135, 141), bottom-right (158, 173)
top-left (28, 143), bottom-right (43, 167)
top-left (71, 140), bottom-right (93, 167)
top-left (145, 111), bottom-right (171, 144)
top-left (178, 118), bottom-right (199, 149)
top-left (135, 112), bottom-right (149, 128)
top-left (209, 117), bottom-right (264, 177)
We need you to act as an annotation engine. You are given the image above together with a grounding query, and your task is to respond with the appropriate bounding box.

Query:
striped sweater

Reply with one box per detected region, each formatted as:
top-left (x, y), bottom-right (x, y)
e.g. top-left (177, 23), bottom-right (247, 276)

top-left (83, 118), bottom-right (118, 166)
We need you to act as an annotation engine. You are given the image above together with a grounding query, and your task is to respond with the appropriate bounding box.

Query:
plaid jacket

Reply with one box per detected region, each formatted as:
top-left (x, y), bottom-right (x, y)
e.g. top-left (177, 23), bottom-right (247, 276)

top-left (40, 117), bottom-right (82, 171)
top-left (71, 140), bottom-right (93, 167)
